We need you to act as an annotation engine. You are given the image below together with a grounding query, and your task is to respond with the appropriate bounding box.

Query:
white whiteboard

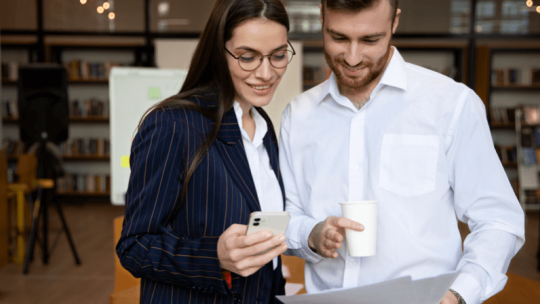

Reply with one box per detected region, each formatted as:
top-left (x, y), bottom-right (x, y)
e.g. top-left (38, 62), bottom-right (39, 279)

top-left (109, 67), bottom-right (187, 205)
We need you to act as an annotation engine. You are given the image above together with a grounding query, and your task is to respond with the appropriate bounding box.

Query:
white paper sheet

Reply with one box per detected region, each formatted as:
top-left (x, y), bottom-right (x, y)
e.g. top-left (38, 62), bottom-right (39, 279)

top-left (276, 271), bottom-right (460, 304)
top-left (411, 272), bottom-right (461, 304)
top-left (285, 283), bottom-right (305, 296)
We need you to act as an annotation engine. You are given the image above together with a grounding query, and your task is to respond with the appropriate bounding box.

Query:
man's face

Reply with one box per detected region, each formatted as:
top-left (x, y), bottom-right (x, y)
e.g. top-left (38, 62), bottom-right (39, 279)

top-left (321, 1), bottom-right (400, 90)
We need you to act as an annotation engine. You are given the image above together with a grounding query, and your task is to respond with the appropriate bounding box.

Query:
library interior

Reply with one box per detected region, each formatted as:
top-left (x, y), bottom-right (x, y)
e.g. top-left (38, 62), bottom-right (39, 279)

top-left (0, 0), bottom-right (540, 303)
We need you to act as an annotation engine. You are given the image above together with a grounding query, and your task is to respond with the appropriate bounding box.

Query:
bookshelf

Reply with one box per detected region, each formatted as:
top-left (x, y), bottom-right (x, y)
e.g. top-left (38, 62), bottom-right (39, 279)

top-left (0, 43), bottom-right (144, 199)
top-left (478, 47), bottom-right (540, 211)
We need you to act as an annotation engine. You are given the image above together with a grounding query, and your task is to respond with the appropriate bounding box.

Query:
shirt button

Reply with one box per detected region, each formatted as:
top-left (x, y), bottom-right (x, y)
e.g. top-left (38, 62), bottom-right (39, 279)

top-left (352, 163), bottom-right (359, 169)
top-left (350, 259), bottom-right (356, 265)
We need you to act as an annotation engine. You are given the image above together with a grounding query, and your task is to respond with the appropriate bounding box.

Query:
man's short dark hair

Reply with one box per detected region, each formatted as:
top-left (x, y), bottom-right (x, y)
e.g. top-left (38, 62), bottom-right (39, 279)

top-left (321, 0), bottom-right (399, 23)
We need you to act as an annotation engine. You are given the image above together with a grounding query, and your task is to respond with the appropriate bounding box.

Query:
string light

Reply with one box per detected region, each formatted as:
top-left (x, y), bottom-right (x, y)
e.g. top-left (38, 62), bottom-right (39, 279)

top-left (80, 0), bottom-right (87, 4)
top-left (103, 2), bottom-right (110, 10)
top-left (526, 0), bottom-right (533, 7)
top-left (109, 12), bottom-right (116, 20)
top-left (97, 6), bottom-right (105, 14)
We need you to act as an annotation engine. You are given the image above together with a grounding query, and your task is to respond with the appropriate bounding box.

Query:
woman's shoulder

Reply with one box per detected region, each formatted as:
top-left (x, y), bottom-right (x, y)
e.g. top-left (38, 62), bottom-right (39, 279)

top-left (143, 93), bottom-right (218, 128)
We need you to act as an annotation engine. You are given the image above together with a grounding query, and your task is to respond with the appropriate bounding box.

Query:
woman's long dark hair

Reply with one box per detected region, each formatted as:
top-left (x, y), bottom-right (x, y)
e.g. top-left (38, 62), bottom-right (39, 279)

top-left (140, 0), bottom-right (289, 205)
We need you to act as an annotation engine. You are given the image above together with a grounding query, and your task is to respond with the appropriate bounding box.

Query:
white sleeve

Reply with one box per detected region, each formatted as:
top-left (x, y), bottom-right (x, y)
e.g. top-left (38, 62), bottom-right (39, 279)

top-left (280, 104), bottom-right (324, 264)
top-left (445, 89), bottom-right (526, 304)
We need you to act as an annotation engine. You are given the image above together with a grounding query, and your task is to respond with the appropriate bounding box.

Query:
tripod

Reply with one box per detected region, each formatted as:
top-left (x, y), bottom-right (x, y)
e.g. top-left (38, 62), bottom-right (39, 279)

top-left (17, 65), bottom-right (81, 273)
top-left (23, 139), bottom-right (81, 274)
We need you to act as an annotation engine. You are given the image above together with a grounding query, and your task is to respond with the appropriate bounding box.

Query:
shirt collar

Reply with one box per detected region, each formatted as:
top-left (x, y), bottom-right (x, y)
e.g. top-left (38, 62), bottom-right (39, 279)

top-left (317, 46), bottom-right (408, 105)
top-left (233, 101), bottom-right (267, 147)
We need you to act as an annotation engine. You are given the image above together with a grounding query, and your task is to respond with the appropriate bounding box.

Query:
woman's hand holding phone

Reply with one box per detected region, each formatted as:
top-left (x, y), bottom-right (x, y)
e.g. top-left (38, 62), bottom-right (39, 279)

top-left (217, 224), bottom-right (287, 277)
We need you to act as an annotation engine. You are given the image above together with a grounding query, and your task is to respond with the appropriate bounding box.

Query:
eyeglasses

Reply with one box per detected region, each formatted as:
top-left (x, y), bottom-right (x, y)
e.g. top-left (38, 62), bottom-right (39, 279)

top-left (225, 41), bottom-right (296, 71)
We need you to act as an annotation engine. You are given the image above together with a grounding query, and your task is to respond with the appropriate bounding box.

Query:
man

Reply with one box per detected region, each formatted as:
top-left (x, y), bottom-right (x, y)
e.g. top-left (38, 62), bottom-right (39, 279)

top-left (279, 1), bottom-right (525, 304)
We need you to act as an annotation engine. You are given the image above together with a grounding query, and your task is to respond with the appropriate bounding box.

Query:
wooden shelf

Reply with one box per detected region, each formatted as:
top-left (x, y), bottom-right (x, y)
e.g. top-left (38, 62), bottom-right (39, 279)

top-left (2, 117), bottom-right (19, 123)
top-left (1, 79), bottom-right (17, 85)
top-left (490, 122), bottom-right (515, 130)
top-left (2, 116), bottom-right (109, 123)
top-left (492, 84), bottom-right (540, 91)
top-left (303, 80), bottom-right (323, 87)
top-left (56, 191), bottom-right (110, 197)
top-left (502, 161), bottom-right (518, 168)
top-left (68, 79), bottom-right (109, 84)
top-left (524, 204), bottom-right (540, 211)
top-left (69, 116), bottom-right (109, 123)
top-left (8, 155), bottom-right (110, 161)
top-left (62, 155), bottom-right (110, 161)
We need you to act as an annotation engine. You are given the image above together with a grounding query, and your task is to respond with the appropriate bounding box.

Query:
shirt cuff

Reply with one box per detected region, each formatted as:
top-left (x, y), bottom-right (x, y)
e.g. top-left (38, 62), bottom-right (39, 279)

top-left (450, 272), bottom-right (482, 304)
top-left (299, 218), bottom-right (324, 264)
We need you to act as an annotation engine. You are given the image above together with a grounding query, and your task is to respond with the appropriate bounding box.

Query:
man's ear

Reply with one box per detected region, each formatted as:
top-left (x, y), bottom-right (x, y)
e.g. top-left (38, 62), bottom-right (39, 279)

top-left (392, 8), bottom-right (401, 34)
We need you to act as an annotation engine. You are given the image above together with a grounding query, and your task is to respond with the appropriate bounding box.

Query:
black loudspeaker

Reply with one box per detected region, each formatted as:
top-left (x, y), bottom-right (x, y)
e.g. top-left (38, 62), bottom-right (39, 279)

top-left (17, 65), bottom-right (69, 145)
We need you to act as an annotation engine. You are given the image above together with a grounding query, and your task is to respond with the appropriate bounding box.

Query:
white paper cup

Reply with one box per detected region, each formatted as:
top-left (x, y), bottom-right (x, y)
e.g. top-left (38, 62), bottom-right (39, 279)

top-left (340, 201), bottom-right (378, 257)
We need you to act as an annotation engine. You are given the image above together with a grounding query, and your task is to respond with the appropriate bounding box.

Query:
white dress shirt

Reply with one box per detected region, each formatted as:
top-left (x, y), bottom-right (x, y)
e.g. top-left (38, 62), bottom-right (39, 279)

top-left (234, 101), bottom-right (283, 270)
top-left (279, 48), bottom-right (525, 304)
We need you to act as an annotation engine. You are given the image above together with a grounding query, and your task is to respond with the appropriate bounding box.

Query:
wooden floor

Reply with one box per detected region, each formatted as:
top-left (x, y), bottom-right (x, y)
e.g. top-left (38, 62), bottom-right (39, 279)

top-left (0, 202), bottom-right (538, 303)
top-left (0, 201), bottom-right (125, 304)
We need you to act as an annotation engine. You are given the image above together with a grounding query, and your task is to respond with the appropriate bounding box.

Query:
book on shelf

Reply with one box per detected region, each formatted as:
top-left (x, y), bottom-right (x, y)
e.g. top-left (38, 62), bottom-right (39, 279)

top-left (2, 99), bottom-right (19, 118)
top-left (70, 98), bottom-right (109, 117)
top-left (1, 139), bottom-right (25, 158)
top-left (56, 173), bottom-right (111, 194)
top-left (522, 147), bottom-right (537, 166)
top-left (1, 62), bottom-right (20, 81)
top-left (60, 138), bottom-right (110, 157)
top-left (524, 189), bottom-right (540, 205)
top-left (492, 67), bottom-right (540, 86)
top-left (64, 60), bottom-right (132, 81)
top-left (494, 144), bottom-right (517, 163)
top-left (490, 107), bottom-right (516, 125)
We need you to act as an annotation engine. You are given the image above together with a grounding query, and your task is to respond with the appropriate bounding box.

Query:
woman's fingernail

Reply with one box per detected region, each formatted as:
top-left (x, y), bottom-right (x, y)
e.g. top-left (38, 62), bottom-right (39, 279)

top-left (266, 233), bottom-right (272, 238)
top-left (278, 236), bottom-right (285, 242)
top-left (282, 244), bottom-right (288, 250)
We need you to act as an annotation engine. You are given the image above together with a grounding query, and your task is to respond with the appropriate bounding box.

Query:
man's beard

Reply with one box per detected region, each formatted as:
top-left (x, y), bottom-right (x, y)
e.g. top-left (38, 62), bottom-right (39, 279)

top-left (324, 44), bottom-right (392, 90)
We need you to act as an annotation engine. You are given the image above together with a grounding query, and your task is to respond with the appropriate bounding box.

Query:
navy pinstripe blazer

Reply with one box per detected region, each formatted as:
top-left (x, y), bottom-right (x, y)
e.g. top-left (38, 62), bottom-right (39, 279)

top-left (116, 92), bottom-right (286, 304)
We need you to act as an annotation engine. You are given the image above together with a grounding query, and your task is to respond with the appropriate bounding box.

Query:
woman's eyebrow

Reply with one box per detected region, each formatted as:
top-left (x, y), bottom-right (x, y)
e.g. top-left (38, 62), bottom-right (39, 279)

top-left (235, 44), bottom-right (288, 53)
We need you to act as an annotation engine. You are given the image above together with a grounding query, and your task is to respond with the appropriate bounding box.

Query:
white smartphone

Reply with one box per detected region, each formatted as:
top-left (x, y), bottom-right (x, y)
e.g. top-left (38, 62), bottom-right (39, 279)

top-left (246, 211), bottom-right (290, 236)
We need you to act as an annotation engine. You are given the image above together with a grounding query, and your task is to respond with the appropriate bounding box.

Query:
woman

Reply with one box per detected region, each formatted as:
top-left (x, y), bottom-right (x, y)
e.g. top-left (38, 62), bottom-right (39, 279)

top-left (116, 0), bottom-right (295, 303)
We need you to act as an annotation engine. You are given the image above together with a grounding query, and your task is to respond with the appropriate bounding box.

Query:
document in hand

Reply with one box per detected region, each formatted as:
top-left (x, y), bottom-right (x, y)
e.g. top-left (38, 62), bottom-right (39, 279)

top-left (276, 271), bottom-right (460, 304)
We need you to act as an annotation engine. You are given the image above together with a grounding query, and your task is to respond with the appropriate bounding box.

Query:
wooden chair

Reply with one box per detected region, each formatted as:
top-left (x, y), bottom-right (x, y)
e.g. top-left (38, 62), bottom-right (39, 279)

top-left (0, 149), bottom-right (8, 268)
top-left (484, 273), bottom-right (540, 304)
top-left (110, 216), bottom-right (140, 304)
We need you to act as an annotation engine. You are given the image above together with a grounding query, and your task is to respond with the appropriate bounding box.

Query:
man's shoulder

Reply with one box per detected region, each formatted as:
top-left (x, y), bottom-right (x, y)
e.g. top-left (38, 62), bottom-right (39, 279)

top-left (404, 61), bottom-right (460, 87)
top-left (403, 61), bottom-right (472, 99)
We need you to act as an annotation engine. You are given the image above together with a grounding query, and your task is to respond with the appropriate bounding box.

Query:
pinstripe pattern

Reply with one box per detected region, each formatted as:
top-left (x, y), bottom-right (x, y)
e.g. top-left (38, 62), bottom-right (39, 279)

top-left (116, 93), bottom-right (285, 304)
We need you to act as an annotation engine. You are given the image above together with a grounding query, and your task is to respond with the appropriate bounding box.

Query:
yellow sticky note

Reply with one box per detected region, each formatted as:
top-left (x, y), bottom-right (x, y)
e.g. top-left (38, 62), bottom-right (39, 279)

top-left (121, 155), bottom-right (130, 168)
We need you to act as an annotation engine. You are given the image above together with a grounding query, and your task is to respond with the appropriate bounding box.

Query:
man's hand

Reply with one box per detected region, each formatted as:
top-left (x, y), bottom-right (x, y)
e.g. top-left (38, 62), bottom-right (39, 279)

top-left (440, 290), bottom-right (459, 304)
top-left (217, 224), bottom-right (288, 277)
top-left (307, 216), bottom-right (363, 258)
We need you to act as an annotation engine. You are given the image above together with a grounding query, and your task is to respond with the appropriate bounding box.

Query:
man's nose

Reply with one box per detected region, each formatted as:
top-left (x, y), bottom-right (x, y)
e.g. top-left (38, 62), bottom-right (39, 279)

top-left (344, 42), bottom-right (362, 67)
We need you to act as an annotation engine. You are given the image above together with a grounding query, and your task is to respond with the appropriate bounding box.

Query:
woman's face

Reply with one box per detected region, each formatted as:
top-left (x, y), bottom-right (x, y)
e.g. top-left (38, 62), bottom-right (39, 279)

top-left (225, 18), bottom-right (289, 109)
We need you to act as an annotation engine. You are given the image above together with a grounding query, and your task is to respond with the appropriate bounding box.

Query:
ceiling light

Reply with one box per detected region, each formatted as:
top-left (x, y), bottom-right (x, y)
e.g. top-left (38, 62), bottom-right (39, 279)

top-left (103, 2), bottom-right (110, 10)
top-left (80, 0), bottom-right (87, 4)
top-left (158, 2), bottom-right (170, 16)
top-left (97, 6), bottom-right (105, 14)
top-left (109, 12), bottom-right (116, 20)
top-left (537, 6), bottom-right (540, 13)
top-left (527, 0), bottom-right (533, 7)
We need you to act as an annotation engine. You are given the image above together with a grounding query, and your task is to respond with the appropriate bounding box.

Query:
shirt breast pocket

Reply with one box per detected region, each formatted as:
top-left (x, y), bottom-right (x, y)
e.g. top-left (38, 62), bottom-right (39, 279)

top-left (379, 134), bottom-right (439, 197)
